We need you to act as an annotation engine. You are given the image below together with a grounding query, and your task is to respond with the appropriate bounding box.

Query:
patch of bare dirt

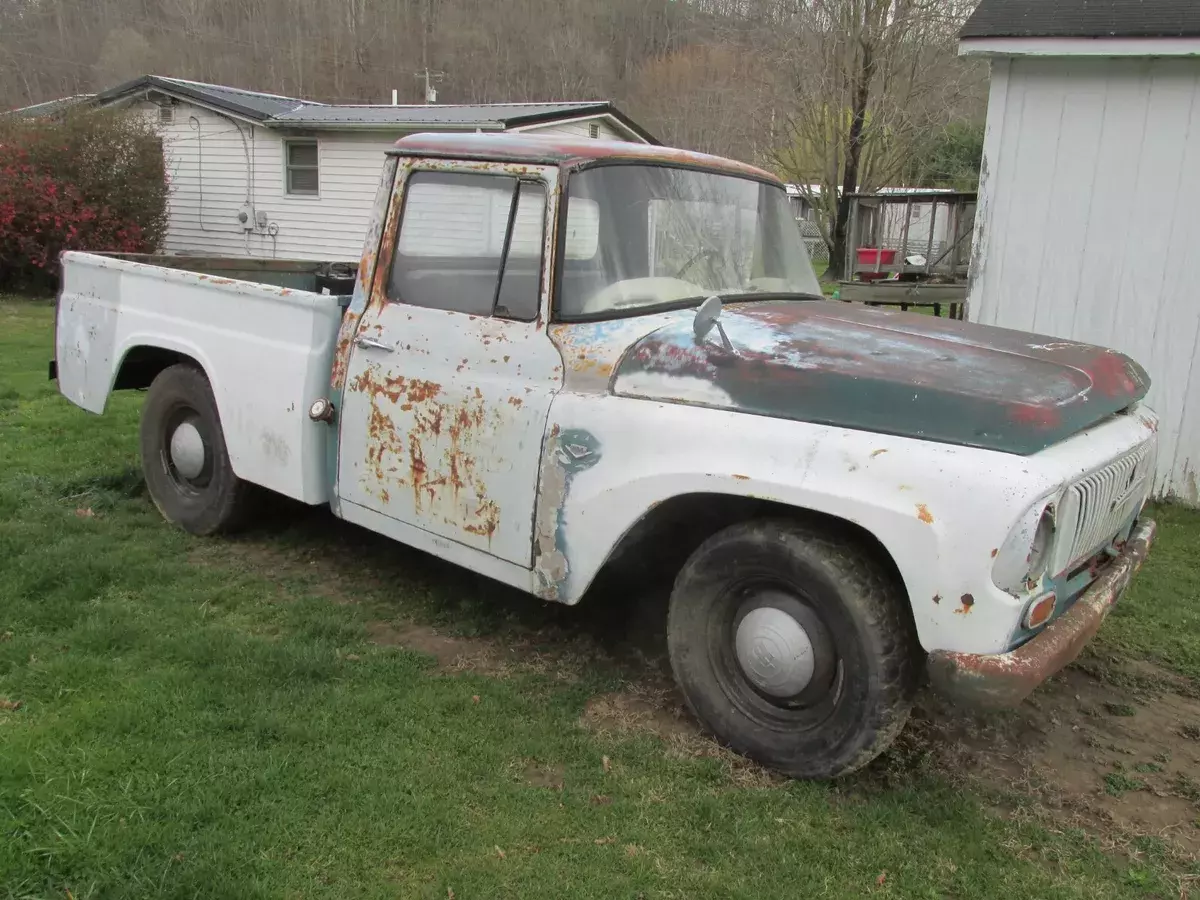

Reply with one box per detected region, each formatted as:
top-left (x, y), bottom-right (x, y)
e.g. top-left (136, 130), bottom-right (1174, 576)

top-left (365, 620), bottom-right (511, 675)
top-left (901, 656), bottom-right (1200, 860)
top-left (579, 680), bottom-right (784, 788)
top-left (521, 760), bottom-right (566, 790)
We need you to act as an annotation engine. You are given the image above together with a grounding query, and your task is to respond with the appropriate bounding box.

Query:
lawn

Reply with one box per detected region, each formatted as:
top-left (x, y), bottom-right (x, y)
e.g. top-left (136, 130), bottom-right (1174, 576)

top-left (2, 296), bottom-right (1200, 899)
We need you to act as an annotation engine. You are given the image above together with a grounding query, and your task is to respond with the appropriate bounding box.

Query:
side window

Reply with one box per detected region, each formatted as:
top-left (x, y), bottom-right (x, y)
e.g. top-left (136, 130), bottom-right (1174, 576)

top-left (387, 171), bottom-right (546, 320)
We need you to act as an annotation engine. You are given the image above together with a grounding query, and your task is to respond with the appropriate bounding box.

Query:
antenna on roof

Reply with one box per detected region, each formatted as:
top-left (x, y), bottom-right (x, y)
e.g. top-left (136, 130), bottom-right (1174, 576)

top-left (413, 68), bottom-right (445, 104)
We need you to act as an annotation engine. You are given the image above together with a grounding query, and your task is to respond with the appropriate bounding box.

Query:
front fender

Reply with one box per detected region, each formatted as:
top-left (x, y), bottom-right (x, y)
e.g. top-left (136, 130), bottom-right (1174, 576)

top-left (536, 394), bottom-right (1059, 656)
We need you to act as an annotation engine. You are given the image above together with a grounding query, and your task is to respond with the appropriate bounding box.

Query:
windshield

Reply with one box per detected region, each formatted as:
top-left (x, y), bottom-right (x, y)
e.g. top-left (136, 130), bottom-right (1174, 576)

top-left (556, 164), bottom-right (821, 320)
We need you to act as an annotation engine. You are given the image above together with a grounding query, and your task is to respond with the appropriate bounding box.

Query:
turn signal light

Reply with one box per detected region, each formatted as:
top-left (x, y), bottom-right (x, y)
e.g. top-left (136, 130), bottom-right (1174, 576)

top-left (1023, 593), bottom-right (1057, 630)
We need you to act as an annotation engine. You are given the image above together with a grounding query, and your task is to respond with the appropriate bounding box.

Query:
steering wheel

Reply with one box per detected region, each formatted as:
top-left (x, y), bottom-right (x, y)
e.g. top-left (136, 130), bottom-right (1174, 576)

top-left (675, 246), bottom-right (722, 283)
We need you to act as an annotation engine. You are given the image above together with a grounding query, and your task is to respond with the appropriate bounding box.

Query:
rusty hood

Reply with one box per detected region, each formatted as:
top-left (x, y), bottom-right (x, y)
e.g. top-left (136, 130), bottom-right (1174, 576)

top-left (609, 300), bottom-right (1150, 455)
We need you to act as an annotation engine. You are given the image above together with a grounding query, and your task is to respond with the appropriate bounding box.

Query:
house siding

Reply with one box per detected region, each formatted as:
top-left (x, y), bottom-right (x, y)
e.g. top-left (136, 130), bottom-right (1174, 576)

top-left (968, 56), bottom-right (1200, 502)
top-left (138, 100), bottom-right (398, 261)
top-left (520, 116), bottom-right (626, 140)
top-left (140, 102), bottom-right (640, 264)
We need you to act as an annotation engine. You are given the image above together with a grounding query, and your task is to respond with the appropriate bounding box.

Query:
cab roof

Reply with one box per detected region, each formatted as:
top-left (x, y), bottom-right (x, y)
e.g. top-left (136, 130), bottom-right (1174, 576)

top-left (388, 132), bottom-right (780, 183)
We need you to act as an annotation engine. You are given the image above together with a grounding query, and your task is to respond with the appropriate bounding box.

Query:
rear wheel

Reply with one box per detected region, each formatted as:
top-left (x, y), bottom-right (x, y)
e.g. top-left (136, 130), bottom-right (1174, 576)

top-left (667, 519), bottom-right (917, 779)
top-left (140, 364), bottom-right (250, 535)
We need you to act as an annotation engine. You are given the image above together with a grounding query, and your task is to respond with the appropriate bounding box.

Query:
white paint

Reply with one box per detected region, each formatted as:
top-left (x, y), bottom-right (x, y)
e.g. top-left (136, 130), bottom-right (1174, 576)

top-left (336, 161), bottom-right (563, 566)
top-left (55, 251), bottom-right (343, 504)
top-left (969, 56), bottom-right (1200, 502)
top-left (961, 36), bottom-right (1200, 58)
top-left (547, 393), bottom-right (1157, 655)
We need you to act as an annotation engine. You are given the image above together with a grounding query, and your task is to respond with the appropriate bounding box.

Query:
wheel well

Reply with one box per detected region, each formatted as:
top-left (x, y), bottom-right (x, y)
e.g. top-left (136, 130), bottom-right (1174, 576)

top-left (588, 493), bottom-right (911, 610)
top-left (113, 346), bottom-right (200, 391)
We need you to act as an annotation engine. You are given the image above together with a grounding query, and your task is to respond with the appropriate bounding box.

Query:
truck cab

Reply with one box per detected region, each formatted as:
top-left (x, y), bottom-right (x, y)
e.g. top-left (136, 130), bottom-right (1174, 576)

top-left (55, 133), bottom-right (1159, 779)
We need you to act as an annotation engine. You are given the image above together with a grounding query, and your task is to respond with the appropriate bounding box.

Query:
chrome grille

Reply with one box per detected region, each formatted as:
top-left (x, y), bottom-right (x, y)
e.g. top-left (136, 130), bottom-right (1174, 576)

top-left (1060, 438), bottom-right (1156, 570)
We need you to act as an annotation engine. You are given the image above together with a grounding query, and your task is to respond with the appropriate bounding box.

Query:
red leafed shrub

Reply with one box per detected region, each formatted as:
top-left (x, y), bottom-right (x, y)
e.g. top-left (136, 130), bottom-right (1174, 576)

top-left (0, 108), bottom-right (168, 289)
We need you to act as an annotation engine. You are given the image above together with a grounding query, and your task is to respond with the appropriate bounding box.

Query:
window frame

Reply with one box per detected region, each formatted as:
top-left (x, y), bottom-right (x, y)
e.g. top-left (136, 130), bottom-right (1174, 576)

top-left (283, 139), bottom-right (320, 197)
top-left (382, 165), bottom-right (552, 322)
top-left (552, 160), bottom-right (808, 324)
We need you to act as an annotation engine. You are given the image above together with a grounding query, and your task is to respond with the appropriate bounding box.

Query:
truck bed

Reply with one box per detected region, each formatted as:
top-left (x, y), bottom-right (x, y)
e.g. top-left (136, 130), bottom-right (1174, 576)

top-left (55, 251), bottom-right (348, 504)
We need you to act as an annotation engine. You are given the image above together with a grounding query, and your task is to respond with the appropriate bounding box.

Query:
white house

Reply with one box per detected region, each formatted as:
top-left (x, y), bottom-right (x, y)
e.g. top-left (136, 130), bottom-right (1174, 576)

top-left (961, 0), bottom-right (1200, 503)
top-left (88, 76), bottom-right (656, 263)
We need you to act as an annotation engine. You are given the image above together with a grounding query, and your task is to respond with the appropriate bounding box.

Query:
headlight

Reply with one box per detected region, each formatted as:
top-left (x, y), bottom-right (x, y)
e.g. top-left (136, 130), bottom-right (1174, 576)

top-left (993, 501), bottom-right (1057, 594)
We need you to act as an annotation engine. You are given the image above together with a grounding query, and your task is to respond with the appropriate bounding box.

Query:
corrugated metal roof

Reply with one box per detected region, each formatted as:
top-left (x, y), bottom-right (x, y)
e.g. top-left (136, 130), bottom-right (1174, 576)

top-left (94, 75), bottom-right (319, 120)
top-left (961, 0), bottom-right (1200, 39)
top-left (90, 75), bottom-right (658, 143)
top-left (270, 101), bottom-right (610, 128)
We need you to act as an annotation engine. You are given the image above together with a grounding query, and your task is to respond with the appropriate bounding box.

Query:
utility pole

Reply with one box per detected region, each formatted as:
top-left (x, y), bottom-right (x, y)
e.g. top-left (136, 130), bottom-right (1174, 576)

top-left (413, 68), bottom-right (445, 104)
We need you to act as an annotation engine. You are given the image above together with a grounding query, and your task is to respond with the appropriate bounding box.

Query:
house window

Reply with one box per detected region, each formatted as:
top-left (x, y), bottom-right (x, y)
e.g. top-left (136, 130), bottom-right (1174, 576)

top-left (388, 171), bottom-right (546, 320)
top-left (588, 122), bottom-right (600, 139)
top-left (285, 140), bottom-right (319, 195)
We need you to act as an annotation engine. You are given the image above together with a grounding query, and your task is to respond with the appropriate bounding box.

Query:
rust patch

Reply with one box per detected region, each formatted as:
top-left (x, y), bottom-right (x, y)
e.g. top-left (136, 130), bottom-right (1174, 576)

top-left (991, 548), bottom-right (999, 558)
top-left (731, 474), bottom-right (750, 481)
top-left (955, 593), bottom-right (975, 615)
top-left (507, 396), bottom-right (524, 408)
top-left (916, 503), bottom-right (934, 524)
top-left (933, 593), bottom-right (942, 604)
top-left (870, 449), bottom-right (888, 459)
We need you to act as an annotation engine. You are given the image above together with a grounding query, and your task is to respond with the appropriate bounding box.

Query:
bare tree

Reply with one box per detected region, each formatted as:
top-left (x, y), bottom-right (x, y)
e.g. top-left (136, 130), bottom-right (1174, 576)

top-left (768, 0), bottom-right (981, 279)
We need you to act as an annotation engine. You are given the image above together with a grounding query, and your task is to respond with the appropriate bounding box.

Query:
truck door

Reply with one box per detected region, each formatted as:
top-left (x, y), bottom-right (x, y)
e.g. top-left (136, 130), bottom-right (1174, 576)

top-left (336, 160), bottom-right (563, 567)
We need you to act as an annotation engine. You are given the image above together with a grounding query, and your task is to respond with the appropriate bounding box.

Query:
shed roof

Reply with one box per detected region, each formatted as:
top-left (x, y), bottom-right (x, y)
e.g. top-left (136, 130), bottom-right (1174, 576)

top-left (90, 75), bottom-right (657, 142)
top-left (961, 0), bottom-right (1200, 39)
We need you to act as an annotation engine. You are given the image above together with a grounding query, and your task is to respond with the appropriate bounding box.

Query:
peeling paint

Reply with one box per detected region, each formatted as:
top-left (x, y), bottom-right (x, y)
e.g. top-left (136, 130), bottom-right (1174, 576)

top-left (533, 426), bottom-right (601, 600)
top-left (916, 503), bottom-right (934, 524)
top-left (929, 520), bottom-right (1156, 709)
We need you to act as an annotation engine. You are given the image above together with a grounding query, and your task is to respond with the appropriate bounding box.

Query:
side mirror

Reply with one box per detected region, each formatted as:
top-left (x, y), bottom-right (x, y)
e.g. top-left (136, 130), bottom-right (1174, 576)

top-left (693, 295), bottom-right (734, 352)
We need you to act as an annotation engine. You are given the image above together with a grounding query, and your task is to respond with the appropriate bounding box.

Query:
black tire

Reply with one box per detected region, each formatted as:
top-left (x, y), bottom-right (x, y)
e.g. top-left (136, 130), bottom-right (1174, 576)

top-left (667, 519), bottom-right (917, 779)
top-left (140, 363), bottom-right (250, 536)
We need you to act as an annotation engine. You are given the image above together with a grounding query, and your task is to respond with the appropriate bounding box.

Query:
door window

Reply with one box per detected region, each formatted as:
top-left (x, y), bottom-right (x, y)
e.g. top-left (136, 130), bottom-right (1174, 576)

top-left (388, 171), bottom-right (546, 321)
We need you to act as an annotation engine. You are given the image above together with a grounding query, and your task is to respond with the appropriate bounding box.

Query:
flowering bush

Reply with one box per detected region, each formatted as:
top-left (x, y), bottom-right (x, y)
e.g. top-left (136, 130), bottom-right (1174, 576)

top-left (0, 109), bottom-right (168, 289)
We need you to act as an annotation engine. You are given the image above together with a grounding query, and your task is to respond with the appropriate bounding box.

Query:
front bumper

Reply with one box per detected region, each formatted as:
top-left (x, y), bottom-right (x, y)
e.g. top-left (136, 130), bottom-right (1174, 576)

top-left (927, 518), bottom-right (1157, 710)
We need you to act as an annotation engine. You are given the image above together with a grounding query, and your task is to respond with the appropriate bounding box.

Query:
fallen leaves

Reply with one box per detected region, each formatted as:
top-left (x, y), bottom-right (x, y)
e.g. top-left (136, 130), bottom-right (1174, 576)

top-left (601, 755), bottom-right (611, 773)
top-left (494, 845), bottom-right (505, 859)
top-left (590, 794), bottom-right (612, 806)
top-left (74, 507), bottom-right (95, 519)
top-left (876, 871), bottom-right (887, 886)
top-left (0, 698), bottom-right (23, 711)
top-left (471, 695), bottom-right (480, 705)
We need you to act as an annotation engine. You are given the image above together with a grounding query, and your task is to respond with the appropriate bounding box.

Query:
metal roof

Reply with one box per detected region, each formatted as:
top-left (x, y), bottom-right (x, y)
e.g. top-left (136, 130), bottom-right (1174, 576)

top-left (388, 132), bottom-right (776, 181)
top-left (90, 76), bottom-right (657, 142)
top-left (274, 101), bottom-right (604, 127)
top-left (4, 94), bottom-right (95, 118)
top-left (94, 75), bottom-right (318, 119)
top-left (961, 0), bottom-right (1200, 39)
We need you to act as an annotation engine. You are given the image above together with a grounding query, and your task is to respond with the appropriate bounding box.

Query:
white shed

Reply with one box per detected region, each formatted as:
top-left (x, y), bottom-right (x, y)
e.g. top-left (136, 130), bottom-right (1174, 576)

top-left (961, 0), bottom-right (1200, 503)
top-left (90, 76), bottom-right (656, 264)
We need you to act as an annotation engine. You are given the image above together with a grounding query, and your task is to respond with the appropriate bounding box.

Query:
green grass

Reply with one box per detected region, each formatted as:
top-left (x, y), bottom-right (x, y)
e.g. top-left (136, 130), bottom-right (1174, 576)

top-left (1, 297), bottom-right (1198, 898)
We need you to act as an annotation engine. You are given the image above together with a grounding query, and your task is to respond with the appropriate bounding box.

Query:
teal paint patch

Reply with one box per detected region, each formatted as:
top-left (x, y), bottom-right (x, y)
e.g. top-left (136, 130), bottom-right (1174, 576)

top-left (613, 300), bottom-right (1150, 456)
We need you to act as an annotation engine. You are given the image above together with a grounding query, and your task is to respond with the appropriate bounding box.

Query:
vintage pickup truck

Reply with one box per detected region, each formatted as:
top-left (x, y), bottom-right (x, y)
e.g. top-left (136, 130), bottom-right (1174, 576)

top-left (54, 133), bottom-right (1159, 779)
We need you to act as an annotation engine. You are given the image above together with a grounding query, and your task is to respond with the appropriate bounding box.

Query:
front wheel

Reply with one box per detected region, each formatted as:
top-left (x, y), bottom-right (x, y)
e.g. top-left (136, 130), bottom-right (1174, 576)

top-left (667, 520), bottom-right (918, 779)
top-left (140, 364), bottom-right (251, 535)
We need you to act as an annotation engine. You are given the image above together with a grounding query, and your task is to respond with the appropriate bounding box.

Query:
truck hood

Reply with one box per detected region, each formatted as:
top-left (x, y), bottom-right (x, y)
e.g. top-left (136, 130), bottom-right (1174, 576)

top-left (608, 300), bottom-right (1150, 455)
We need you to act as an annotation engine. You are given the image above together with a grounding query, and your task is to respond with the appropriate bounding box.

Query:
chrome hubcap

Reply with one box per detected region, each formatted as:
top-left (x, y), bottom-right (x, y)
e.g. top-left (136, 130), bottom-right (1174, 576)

top-left (169, 421), bottom-right (206, 481)
top-left (735, 606), bottom-right (816, 697)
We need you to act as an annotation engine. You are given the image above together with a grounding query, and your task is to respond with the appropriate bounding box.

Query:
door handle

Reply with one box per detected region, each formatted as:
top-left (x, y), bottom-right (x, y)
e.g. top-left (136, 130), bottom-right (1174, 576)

top-left (354, 335), bottom-right (395, 352)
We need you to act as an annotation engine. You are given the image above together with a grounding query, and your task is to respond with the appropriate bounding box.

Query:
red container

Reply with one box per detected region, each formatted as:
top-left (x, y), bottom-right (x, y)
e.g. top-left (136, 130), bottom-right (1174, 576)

top-left (856, 248), bottom-right (897, 266)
